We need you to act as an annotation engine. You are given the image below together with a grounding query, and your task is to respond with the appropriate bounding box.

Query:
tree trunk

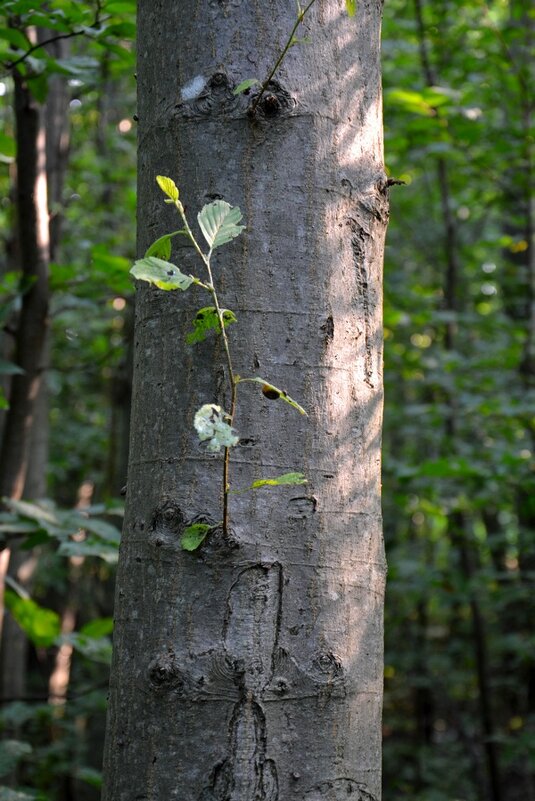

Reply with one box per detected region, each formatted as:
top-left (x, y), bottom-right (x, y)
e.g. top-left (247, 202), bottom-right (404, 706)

top-left (103, 2), bottom-right (388, 799)
top-left (0, 72), bottom-right (49, 502)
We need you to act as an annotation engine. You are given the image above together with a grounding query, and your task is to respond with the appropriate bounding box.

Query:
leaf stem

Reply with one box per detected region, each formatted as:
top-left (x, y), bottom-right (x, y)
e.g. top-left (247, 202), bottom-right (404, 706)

top-left (250, 0), bottom-right (318, 114)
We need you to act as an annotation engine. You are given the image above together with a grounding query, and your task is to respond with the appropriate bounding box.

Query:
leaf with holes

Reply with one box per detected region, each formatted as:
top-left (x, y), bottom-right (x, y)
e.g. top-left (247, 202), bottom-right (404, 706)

top-left (197, 200), bottom-right (245, 250)
top-left (238, 377), bottom-right (307, 415)
top-left (186, 307), bottom-right (237, 344)
top-left (194, 404), bottom-right (239, 452)
top-left (131, 257), bottom-right (193, 291)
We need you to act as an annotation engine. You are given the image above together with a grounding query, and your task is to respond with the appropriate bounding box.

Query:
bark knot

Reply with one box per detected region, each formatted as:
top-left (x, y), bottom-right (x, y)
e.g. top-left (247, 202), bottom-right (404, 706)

top-left (249, 80), bottom-right (296, 120)
top-left (147, 649), bottom-right (186, 695)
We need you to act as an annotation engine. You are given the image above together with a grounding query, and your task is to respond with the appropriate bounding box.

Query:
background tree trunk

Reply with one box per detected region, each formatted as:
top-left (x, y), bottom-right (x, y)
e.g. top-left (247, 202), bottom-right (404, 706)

top-left (103, 2), bottom-right (388, 799)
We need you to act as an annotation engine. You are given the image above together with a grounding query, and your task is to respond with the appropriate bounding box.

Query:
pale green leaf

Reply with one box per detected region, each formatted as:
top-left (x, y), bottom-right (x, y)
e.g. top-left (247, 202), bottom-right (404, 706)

top-left (346, 0), bottom-right (356, 16)
top-left (156, 175), bottom-right (179, 202)
top-left (237, 377), bottom-right (307, 416)
top-left (181, 523), bottom-right (212, 551)
top-left (233, 78), bottom-right (259, 95)
top-left (186, 307), bottom-right (237, 344)
top-left (144, 230), bottom-right (187, 259)
top-left (197, 200), bottom-right (245, 250)
top-left (131, 257), bottom-right (194, 291)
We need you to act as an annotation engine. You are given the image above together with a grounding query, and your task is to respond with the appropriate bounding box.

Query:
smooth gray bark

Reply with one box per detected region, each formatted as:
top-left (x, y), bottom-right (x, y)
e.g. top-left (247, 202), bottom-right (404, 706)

top-left (103, 2), bottom-right (388, 799)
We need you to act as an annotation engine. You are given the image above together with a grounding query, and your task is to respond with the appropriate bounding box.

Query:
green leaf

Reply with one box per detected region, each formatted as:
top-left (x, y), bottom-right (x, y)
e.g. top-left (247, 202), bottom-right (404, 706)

top-left (156, 175), bottom-right (179, 202)
top-left (0, 133), bottom-right (16, 162)
top-left (194, 404), bottom-right (239, 452)
top-left (75, 767), bottom-right (103, 789)
top-left (4, 590), bottom-right (61, 648)
top-left (0, 788), bottom-right (37, 801)
top-left (385, 88), bottom-right (438, 117)
top-left (0, 358), bottom-right (24, 376)
top-left (346, 0), bottom-right (356, 16)
top-left (197, 200), bottom-right (245, 250)
top-left (62, 631), bottom-right (112, 665)
top-left (250, 472), bottom-right (307, 489)
top-left (238, 377), bottom-right (307, 415)
top-left (2, 498), bottom-right (59, 528)
top-left (57, 539), bottom-right (118, 563)
top-left (233, 78), bottom-right (259, 95)
top-left (186, 307), bottom-right (237, 344)
top-left (180, 523), bottom-right (212, 551)
top-left (0, 27), bottom-right (30, 50)
top-left (130, 257), bottom-right (194, 291)
top-left (80, 617), bottom-right (114, 638)
top-left (144, 230), bottom-right (187, 259)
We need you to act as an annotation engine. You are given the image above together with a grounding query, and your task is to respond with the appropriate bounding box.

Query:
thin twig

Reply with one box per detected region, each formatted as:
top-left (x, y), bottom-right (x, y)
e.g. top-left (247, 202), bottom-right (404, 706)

top-left (176, 205), bottom-right (237, 536)
top-left (250, 0), bottom-right (318, 114)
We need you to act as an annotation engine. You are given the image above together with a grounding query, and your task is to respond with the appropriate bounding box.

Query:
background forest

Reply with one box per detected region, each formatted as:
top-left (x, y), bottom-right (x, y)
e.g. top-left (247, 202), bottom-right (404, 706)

top-left (0, 1), bottom-right (533, 800)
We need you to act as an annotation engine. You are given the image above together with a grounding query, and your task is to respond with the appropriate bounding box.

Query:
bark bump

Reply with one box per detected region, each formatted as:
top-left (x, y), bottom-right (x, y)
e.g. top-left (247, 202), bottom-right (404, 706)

top-left (303, 778), bottom-right (378, 800)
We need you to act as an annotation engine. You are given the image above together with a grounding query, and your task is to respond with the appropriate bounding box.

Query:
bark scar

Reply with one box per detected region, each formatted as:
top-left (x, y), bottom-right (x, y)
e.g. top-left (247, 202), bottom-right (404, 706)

top-left (201, 563), bottom-right (282, 800)
top-left (347, 219), bottom-right (374, 388)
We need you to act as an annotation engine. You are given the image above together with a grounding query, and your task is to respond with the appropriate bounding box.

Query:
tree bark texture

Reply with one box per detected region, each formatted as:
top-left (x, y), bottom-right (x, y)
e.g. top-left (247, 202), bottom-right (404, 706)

top-left (103, 2), bottom-right (388, 799)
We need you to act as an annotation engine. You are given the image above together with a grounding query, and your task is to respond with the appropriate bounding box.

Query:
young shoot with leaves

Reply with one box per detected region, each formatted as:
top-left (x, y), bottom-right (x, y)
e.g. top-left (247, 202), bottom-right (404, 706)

top-left (131, 176), bottom-right (307, 549)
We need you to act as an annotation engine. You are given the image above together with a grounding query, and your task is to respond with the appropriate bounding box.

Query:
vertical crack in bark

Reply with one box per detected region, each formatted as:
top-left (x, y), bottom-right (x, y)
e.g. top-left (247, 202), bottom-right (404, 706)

top-left (223, 564), bottom-right (282, 693)
top-left (202, 564), bottom-right (282, 800)
top-left (348, 220), bottom-right (373, 388)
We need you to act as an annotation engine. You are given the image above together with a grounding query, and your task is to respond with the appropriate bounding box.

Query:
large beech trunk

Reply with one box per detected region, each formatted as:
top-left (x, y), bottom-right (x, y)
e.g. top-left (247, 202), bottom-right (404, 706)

top-left (103, 2), bottom-right (388, 799)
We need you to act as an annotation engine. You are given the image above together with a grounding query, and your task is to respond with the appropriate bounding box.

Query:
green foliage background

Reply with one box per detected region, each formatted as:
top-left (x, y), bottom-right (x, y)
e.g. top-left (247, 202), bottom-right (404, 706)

top-left (0, 1), bottom-right (533, 800)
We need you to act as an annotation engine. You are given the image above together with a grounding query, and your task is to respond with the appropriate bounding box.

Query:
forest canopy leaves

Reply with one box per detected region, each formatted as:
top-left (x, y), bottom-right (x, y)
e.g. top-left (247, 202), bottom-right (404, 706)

top-left (4, 590), bottom-right (61, 648)
top-left (0, 499), bottom-right (121, 561)
top-left (0, 740), bottom-right (32, 780)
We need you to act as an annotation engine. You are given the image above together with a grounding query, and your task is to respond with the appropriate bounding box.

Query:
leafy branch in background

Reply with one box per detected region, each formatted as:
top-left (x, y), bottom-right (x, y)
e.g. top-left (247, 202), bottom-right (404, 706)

top-left (131, 176), bottom-right (308, 548)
